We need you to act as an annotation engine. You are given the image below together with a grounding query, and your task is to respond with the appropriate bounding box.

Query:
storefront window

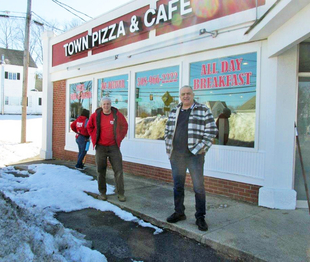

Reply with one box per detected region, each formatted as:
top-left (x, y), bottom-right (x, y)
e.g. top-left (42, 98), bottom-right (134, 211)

top-left (299, 43), bottom-right (310, 72)
top-left (69, 81), bottom-right (92, 126)
top-left (295, 77), bottom-right (310, 200)
top-left (190, 52), bottom-right (257, 147)
top-left (135, 65), bottom-right (179, 140)
top-left (97, 74), bottom-right (128, 118)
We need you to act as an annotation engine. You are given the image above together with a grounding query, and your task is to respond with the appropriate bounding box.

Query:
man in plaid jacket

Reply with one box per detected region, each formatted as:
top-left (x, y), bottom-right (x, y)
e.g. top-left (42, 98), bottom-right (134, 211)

top-left (164, 85), bottom-right (218, 231)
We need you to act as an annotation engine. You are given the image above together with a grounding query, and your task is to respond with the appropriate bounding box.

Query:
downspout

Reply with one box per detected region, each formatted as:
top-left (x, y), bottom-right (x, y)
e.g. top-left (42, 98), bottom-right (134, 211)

top-left (256, 0), bottom-right (258, 21)
top-left (1, 55), bottom-right (4, 115)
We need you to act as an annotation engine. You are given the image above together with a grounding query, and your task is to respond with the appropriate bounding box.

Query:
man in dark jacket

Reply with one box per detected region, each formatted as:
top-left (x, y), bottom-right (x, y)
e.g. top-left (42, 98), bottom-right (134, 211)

top-left (87, 97), bottom-right (128, 202)
top-left (165, 85), bottom-right (218, 231)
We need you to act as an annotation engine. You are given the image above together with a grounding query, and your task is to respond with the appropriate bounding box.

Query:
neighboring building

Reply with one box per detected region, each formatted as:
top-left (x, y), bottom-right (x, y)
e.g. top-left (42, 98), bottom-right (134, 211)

top-left (0, 48), bottom-right (42, 115)
top-left (41, 0), bottom-right (310, 209)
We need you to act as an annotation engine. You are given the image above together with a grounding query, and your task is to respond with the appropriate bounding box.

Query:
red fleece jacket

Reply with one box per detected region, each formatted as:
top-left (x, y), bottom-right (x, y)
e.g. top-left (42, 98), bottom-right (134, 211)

top-left (70, 116), bottom-right (89, 138)
top-left (87, 107), bottom-right (128, 148)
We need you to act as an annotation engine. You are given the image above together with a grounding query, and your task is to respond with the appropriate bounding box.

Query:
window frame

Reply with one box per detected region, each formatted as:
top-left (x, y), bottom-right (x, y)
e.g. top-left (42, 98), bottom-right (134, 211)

top-left (129, 60), bottom-right (182, 143)
top-left (97, 73), bottom-right (129, 119)
top-left (4, 71), bottom-right (20, 80)
top-left (93, 68), bottom-right (131, 139)
top-left (65, 76), bottom-right (94, 152)
top-left (183, 44), bottom-right (261, 152)
top-left (189, 52), bottom-right (257, 148)
top-left (133, 65), bottom-right (181, 140)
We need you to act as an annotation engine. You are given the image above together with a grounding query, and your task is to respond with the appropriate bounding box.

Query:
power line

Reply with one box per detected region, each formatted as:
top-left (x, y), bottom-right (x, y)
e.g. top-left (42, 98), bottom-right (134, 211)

top-left (0, 10), bottom-right (65, 33)
top-left (0, 10), bottom-right (26, 16)
top-left (53, 0), bottom-right (93, 19)
top-left (0, 13), bottom-right (26, 20)
top-left (31, 11), bottom-right (65, 32)
top-left (51, 0), bottom-right (93, 22)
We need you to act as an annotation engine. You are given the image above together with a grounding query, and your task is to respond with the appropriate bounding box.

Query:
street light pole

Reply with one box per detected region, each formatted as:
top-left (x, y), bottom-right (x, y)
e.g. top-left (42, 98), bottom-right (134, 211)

top-left (21, 0), bottom-right (32, 143)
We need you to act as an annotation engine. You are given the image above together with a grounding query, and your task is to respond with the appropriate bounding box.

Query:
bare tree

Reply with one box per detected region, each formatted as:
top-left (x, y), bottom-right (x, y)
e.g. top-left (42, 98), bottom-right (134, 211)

top-left (29, 20), bottom-right (44, 66)
top-left (0, 16), bottom-right (83, 69)
top-left (62, 18), bottom-right (82, 32)
top-left (0, 17), bottom-right (23, 50)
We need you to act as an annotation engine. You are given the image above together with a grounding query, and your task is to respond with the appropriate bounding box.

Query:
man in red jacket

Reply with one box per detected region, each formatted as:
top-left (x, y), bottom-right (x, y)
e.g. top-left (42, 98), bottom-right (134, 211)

top-left (70, 109), bottom-right (90, 170)
top-left (87, 97), bottom-right (128, 202)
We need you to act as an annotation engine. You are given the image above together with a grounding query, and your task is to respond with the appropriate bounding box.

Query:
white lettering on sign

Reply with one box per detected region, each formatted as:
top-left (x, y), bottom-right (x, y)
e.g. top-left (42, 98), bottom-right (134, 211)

top-left (145, 0), bottom-right (192, 28)
top-left (144, 8), bottom-right (156, 27)
top-left (101, 27), bottom-right (109, 44)
top-left (63, 0), bottom-right (193, 56)
top-left (156, 4), bottom-right (168, 24)
top-left (180, 0), bottom-right (192, 15)
top-left (168, 0), bottom-right (178, 20)
top-left (117, 21), bottom-right (126, 38)
top-left (63, 35), bottom-right (91, 56)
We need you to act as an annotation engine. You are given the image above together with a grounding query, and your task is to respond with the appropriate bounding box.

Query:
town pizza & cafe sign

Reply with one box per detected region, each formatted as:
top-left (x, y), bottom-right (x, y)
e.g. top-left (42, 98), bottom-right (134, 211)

top-left (52, 0), bottom-right (265, 67)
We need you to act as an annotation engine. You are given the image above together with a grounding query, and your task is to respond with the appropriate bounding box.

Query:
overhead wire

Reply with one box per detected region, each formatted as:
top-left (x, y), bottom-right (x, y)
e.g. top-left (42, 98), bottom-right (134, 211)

top-left (51, 0), bottom-right (93, 22)
top-left (31, 11), bottom-right (65, 32)
top-left (52, 0), bottom-right (93, 19)
top-left (0, 12), bottom-right (26, 20)
top-left (2, 1), bottom-right (93, 29)
top-left (0, 10), bottom-right (64, 33)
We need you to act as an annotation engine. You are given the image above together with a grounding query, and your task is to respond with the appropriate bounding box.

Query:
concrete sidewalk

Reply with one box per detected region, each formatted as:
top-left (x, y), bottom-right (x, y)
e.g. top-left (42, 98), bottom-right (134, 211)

top-left (12, 158), bottom-right (310, 262)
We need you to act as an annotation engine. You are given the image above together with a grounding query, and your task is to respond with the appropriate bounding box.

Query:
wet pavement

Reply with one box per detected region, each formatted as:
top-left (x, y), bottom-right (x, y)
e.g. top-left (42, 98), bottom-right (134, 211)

top-left (10, 157), bottom-right (310, 262)
top-left (57, 209), bottom-right (240, 262)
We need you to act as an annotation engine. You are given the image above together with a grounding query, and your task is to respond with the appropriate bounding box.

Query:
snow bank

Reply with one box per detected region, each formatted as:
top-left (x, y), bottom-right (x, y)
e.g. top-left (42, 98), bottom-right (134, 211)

top-left (0, 191), bottom-right (105, 262)
top-left (0, 163), bottom-right (163, 261)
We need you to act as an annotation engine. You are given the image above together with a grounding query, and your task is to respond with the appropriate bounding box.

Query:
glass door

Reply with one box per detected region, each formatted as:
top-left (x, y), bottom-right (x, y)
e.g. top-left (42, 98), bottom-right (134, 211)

top-left (295, 77), bottom-right (310, 203)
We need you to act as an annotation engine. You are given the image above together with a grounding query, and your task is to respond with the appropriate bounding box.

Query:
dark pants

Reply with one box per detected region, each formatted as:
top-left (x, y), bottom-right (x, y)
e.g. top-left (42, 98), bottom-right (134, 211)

top-left (95, 144), bottom-right (124, 196)
top-left (170, 152), bottom-right (206, 219)
top-left (75, 135), bottom-right (88, 168)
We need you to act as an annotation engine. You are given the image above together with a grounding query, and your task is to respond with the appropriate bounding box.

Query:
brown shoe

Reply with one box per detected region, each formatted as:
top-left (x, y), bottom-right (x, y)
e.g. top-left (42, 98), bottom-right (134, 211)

top-left (98, 193), bottom-right (107, 201)
top-left (118, 195), bottom-right (126, 202)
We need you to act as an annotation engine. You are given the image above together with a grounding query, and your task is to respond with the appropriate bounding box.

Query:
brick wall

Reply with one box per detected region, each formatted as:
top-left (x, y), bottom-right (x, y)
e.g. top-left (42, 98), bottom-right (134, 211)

top-left (52, 80), bottom-right (260, 204)
top-left (123, 161), bottom-right (260, 204)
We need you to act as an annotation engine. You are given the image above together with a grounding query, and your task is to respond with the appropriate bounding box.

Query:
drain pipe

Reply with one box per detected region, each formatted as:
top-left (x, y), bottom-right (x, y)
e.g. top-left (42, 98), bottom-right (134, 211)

top-left (255, 0), bottom-right (258, 20)
top-left (1, 55), bottom-right (4, 115)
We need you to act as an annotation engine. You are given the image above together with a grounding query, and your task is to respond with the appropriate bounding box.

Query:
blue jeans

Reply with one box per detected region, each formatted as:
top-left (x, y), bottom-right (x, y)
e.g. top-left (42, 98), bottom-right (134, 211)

top-left (170, 152), bottom-right (206, 219)
top-left (76, 135), bottom-right (88, 168)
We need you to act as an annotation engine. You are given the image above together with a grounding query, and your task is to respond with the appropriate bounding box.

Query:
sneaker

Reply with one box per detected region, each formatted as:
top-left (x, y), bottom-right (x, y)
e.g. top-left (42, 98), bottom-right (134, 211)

top-left (98, 193), bottom-right (107, 201)
top-left (75, 166), bottom-right (84, 171)
top-left (196, 217), bottom-right (208, 231)
top-left (118, 195), bottom-right (126, 202)
top-left (166, 212), bottom-right (186, 223)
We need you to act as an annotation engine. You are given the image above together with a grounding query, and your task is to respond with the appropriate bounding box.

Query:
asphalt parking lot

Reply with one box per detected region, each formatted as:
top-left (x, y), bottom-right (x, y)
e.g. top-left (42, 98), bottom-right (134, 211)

top-left (56, 208), bottom-right (241, 262)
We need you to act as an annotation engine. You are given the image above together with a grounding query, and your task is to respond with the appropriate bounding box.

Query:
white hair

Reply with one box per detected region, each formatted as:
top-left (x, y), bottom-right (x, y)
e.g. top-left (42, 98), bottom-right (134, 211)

top-left (100, 97), bottom-right (111, 106)
top-left (180, 85), bottom-right (193, 91)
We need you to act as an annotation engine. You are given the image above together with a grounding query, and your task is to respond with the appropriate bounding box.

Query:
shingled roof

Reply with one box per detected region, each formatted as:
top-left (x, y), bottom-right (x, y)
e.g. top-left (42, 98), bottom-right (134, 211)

top-left (0, 47), bottom-right (37, 68)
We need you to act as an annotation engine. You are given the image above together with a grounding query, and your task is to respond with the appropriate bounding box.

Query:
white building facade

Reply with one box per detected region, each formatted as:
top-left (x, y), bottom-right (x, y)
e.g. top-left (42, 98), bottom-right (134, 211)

top-left (42, 0), bottom-right (310, 209)
top-left (0, 48), bottom-right (42, 115)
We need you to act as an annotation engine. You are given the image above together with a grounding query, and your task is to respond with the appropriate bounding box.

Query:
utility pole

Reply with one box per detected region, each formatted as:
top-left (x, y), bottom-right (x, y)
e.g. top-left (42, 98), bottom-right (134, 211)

top-left (21, 0), bottom-right (32, 143)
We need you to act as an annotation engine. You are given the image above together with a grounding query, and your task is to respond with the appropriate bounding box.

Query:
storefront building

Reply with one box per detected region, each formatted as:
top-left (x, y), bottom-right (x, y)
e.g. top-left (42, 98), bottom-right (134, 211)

top-left (41, 0), bottom-right (310, 209)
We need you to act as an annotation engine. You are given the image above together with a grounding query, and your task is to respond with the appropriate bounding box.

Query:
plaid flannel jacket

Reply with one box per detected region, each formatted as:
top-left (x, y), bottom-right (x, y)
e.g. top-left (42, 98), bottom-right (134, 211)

top-left (164, 101), bottom-right (218, 157)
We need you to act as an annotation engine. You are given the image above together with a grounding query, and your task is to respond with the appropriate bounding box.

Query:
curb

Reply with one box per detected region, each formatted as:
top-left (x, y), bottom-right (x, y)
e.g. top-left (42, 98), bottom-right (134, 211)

top-left (108, 199), bottom-right (266, 262)
top-left (10, 160), bottom-right (266, 262)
